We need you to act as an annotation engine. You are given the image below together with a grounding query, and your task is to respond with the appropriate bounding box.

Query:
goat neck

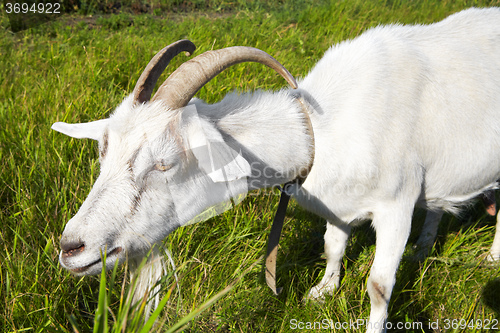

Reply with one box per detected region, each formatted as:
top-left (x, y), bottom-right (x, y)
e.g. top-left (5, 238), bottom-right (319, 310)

top-left (194, 88), bottom-right (315, 192)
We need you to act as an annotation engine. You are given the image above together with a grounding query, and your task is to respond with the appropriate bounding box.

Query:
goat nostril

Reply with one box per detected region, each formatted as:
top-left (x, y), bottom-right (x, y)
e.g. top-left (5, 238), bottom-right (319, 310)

top-left (61, 240), bottom-right (85, 257)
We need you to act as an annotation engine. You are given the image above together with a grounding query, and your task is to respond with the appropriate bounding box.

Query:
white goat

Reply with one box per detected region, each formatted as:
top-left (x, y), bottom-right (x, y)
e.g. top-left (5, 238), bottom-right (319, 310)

top-left (52, 8), bottom-right (500, 332)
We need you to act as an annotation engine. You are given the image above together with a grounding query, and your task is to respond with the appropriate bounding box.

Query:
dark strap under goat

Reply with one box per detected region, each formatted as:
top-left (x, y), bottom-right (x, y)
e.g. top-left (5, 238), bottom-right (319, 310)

top-left (265, 95), bottom-right (315, 295)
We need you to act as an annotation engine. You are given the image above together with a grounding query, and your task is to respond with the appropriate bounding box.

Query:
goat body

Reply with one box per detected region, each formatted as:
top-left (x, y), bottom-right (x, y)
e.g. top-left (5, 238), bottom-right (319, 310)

top-left (52, 8), bottom-right (500, 332)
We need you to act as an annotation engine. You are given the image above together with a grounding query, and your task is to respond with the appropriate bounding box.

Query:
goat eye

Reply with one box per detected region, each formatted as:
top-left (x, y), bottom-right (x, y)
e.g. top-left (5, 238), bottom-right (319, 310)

top-left (154, 162), bottom-right (172, 172)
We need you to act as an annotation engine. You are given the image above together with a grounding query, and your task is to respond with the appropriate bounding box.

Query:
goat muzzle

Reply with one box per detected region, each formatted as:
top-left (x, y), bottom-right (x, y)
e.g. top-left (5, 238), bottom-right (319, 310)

top-left (60, 240), bottom-right (85, 257)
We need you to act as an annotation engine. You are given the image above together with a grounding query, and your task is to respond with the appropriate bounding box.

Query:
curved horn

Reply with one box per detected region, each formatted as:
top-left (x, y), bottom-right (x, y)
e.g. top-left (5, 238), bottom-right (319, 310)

top-left (132, 39), bottom-right (196, 104)
top-left (151, 46), bottom-right (298, 109)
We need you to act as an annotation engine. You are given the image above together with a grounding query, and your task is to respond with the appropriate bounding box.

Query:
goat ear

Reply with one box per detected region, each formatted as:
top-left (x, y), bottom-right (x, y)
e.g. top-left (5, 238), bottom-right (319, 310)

top-left (51, 119), bottom-right (109, 141)
top-left (184, 107), bottom-right (251, 182)
top-left (204, 144), bottom-right (252, 182)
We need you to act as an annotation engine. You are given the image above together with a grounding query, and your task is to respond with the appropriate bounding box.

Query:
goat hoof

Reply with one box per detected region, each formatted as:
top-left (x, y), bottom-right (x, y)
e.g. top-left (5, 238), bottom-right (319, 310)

top-left (407, 243), bottom-right (432, 262)
top-left (305, 284), bottom-right (335, 302)
top-left (487, 253), bottom-right (500, 262)
top-left (411, 249), bottom-right (431, 262)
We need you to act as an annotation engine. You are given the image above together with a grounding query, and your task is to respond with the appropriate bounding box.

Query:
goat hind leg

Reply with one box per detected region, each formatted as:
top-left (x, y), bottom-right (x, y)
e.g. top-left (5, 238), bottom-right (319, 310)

top-left (413, 210), bottom-right (443, 260)
top-left (307, 220), bottom-right (351, 300)
top-left (487, 212), bottom-right (500, 261)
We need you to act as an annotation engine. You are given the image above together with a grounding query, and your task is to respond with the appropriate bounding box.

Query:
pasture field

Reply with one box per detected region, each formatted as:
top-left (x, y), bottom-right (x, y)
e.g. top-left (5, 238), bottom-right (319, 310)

top-left (1, 0), bottom-right (500, 331)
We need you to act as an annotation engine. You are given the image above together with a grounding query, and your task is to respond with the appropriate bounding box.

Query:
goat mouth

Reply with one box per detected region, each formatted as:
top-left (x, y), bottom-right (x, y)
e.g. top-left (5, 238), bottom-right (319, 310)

top-left (69, 247), bottom-right (123, 274)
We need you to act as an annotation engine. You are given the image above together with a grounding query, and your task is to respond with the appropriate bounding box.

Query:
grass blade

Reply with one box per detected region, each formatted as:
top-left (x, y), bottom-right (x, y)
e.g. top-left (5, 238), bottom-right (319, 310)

top-left (94, 253), bottom-right (108, 333)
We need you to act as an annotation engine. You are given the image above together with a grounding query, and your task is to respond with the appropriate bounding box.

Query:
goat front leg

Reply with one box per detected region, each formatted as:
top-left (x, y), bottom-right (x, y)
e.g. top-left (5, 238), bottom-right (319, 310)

top-left (307, 220), bottom-right (351, 299)
top-left (413, 210), bottom-right (443, 260)
top-left (366, 202), bottom-right (413, 333)
top-left (488, 213), bottom-right (500, 261)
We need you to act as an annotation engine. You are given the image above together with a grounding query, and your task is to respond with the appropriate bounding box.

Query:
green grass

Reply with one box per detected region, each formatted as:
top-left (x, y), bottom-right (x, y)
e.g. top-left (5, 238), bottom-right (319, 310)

top-left (1, 0), bottom-right (500, 331)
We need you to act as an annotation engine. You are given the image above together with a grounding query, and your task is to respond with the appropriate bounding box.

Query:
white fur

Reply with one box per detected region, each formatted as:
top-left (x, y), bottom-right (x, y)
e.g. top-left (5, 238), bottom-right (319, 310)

top-left (53, 8), bottom-right (500, 331)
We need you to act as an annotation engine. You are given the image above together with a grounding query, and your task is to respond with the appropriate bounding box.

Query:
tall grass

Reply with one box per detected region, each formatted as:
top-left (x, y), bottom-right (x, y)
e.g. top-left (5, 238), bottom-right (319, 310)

top-left (1, 0), bottom-right (500, 331)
